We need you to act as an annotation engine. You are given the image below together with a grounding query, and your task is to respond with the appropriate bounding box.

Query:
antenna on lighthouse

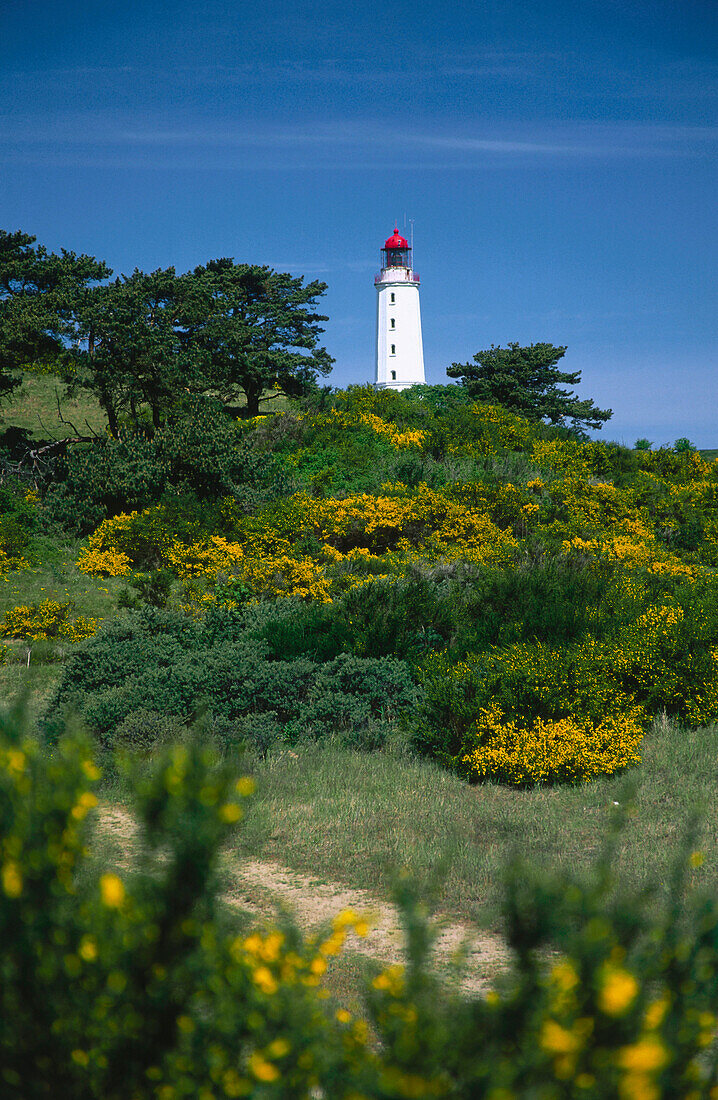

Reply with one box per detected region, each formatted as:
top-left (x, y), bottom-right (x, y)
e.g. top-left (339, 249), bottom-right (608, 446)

top-left (409, 219), bottom-right (414, 254)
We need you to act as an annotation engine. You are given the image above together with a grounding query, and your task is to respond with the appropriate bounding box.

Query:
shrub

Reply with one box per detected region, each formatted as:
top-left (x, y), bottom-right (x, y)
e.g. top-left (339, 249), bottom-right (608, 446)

top-left (3, 599), bottom-right (98, 642)
top-left (112, 709), bottom-right (188, 752)
top-left (0, 484), bottom-right (39, 570)
top-left (41, 609), bottom-right (417, 751)
top-left (412, 641), bottom-right (644, 778)
top-left (7, 704), bottom-right (718, 1096)
top-left (460, 702), bottom-right (645, 786)
top-left (0, 705), bottom-right (374, 1097)
top-left (46, 397), bottom-right (289, 534)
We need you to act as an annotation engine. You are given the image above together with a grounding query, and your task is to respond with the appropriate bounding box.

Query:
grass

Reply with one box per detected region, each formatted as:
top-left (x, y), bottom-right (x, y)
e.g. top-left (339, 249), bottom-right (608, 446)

top-left (0, 538), bottom-right (126, 622)
top-left (0, 662), bottom-right (62, 727)
top-left (0, 537), bottom-right (127, 715)
top-left (2, 373), bottom-right (108, 439)
top-left (229, 716), bottom-right (718, 928)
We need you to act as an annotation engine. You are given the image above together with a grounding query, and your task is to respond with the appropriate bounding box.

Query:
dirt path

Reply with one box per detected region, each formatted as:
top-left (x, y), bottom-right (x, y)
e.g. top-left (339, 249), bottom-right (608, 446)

top-left (98, 806), bottom-right (510, 993)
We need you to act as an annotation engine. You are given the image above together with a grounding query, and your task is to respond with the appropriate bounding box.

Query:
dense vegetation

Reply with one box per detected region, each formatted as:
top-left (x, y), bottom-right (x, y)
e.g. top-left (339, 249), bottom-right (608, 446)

top-left (1, 376), bottom-right (716, 786)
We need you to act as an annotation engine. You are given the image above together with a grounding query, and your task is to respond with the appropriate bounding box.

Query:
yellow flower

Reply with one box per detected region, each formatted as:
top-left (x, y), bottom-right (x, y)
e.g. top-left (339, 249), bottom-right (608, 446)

top-left (252, 966), bottom-right (278, 994)
top-left (81, 760), bottom-right (101, 782)
top-left (71, 791), bottom-right (98, 820)
top-left (619, 1074), bottom-right (660, 1100)
top-left (99, 873), bottom-right (125, 908)
top-left (235, 777), bottom-right (255, 797)
top-left (218, 802), bottom-right (242, 823)
top-left (551, 960), bottom-right (580, 992)
top-left (78, 936), bottom-right (98, 962)
top-left (2, 861), bottom-right (23, 898)
top-left (333, 908), bottom-right (359, 930)
top-left (248, 1052), bottom-right (280, 1082)
top-left (319, 930), bottom-right (346, 956)
top-left (598, 965), bottom-right (639, 1016)
top-left (6, 750), bottom-right (26, 775)
top-left (540, 1020), bottom-right (580, 1055)
top-left (643, 997), bottom-right (669, 1030)
top-left (255, 931), bottom-right (283, 962)
top-left (618, 1037), bottom-right (668, 1072)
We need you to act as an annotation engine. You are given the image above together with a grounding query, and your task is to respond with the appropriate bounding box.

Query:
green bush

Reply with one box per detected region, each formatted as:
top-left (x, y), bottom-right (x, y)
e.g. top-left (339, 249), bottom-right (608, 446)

top-left (113, 708), bottom-right (188, 752)
top-left (411, 639), bottom-right (638, 772)
top-left (41, 608), bottom-right (417, 752)
top-left (46, 397), bottom-right (289, 534)
top-left (0, 483), bottom-right (39, 565)
top-left (6, 705), bottom-right (718, 1096)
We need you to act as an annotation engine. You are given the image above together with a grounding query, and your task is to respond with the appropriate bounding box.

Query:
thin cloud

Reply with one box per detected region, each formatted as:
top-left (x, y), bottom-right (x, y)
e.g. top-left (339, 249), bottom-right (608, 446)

top-left (1, 116), bottom-right (716, 171)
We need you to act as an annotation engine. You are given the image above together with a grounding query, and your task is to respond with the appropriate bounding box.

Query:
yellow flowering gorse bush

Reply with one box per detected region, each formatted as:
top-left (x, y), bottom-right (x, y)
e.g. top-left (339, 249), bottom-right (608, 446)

top-left (3, 599), bottom-right (98, 642)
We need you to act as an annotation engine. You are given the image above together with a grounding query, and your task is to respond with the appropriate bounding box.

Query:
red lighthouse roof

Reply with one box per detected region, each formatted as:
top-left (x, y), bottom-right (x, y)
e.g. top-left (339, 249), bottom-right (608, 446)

top-left (384, 225), bottom-right (409, 249)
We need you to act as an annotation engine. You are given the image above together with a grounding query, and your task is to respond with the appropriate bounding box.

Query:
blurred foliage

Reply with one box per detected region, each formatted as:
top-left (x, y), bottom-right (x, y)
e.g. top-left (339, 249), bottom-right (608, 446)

top-left (6, 703), bottom-right (718, 1096)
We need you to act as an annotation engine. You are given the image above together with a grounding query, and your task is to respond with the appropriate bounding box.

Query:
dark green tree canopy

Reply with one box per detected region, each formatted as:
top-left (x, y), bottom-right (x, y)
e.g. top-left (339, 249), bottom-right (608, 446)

top-left (184, 258), bottom-right (333, 416)
top-left (447, 342), bottom-right (612, 435)
top-left (69, 258), bottom-right (333, 429)
top-left (0, 229), bottom-right (110, 399)
top-left (70, 267), bottom-right (187, 435)
top-left (1, 231), bottom-right (334, 435)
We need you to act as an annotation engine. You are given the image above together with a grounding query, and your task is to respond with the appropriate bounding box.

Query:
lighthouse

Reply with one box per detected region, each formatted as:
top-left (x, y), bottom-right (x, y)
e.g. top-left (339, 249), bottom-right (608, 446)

top-left (375, 225), bottom-right (425, 391)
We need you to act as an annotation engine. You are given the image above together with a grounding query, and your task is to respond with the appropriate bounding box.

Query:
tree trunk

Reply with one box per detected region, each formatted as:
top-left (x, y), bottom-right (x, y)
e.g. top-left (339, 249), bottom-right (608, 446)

top-left (104, 398), bottom-right (119, 438)
top-left (245, 388), bottom-right (260, 417)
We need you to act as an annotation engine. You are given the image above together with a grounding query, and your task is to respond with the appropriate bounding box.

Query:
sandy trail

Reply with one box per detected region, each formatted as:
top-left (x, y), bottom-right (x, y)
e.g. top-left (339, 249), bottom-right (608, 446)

top-left (99, 805), bottom-right (510, 993)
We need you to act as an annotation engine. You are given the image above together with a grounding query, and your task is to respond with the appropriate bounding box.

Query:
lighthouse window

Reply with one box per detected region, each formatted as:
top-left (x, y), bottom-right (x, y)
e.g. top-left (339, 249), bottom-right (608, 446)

top-left (390, 318), bottom-right (395, 328)
top-left (390, 344), bottom-right (396, 356)
top-left (390, 292), bottom-right (395, 303)
top-left (391, 370), bottom-right (397, 380)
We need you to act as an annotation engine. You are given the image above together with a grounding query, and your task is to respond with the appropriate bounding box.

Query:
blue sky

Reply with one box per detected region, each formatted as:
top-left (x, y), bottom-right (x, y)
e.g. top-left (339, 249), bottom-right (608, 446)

top-left (1, 0), bottom-right (716, 445)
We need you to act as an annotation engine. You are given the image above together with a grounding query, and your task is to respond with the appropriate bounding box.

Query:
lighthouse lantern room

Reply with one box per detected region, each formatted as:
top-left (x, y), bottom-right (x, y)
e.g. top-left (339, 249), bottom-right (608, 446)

top-left (374, 225), bottom-right (425, 391)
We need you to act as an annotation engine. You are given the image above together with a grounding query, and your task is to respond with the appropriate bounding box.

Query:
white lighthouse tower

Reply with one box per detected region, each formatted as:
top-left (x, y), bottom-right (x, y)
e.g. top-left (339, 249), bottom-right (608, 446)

top-left (375, 225), bottom-right (425, 391)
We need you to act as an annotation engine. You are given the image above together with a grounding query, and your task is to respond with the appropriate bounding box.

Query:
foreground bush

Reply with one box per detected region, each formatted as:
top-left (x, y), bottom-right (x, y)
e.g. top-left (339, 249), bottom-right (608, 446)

top-left (5, 706), bottom-right (718, 1097)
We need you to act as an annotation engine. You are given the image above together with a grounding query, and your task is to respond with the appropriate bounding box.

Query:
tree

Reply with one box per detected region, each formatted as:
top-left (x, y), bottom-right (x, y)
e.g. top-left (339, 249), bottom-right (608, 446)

top-left (0, 229), bottom-right (110, 401)
top-left (1, 234), bottom-right (334, 435)
top-left (183, 259), bottom-right (333, 416)
top-left (447, 342), bottom-right (612, 435)
top-left (70, 268), bottom-right (187, 435)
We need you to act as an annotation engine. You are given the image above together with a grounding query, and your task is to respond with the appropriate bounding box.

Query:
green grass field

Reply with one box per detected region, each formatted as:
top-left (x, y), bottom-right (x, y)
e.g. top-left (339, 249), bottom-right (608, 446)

top-left (2, 373), bottom-right (108, 439)
top-left (225, 714), bottom-right (717, 928)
